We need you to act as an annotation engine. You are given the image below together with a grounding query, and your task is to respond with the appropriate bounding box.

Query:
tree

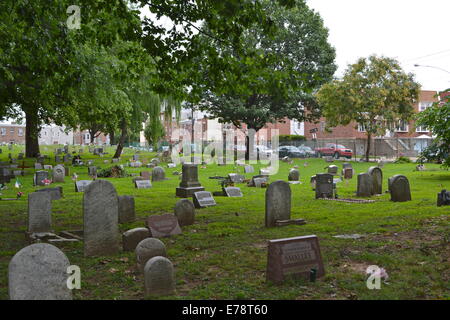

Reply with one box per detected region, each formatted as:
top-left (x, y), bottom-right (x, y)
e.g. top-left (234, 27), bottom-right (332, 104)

top-left (416, 90), bottom-right (450, 167)
top-left (316, 55), bottom-right (421, 162)
top-left (194, 0), bottom-right (336, 159)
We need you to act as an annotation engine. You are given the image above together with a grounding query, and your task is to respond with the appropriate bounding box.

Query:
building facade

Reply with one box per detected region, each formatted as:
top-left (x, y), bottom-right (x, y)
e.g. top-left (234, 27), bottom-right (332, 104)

top-left (0, 123), bottom-right (26, 144)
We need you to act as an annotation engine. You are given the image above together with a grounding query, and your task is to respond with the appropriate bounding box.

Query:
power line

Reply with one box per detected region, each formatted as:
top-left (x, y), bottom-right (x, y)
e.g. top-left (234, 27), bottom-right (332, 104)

top-left (406, 49), bottom-right (450, 63)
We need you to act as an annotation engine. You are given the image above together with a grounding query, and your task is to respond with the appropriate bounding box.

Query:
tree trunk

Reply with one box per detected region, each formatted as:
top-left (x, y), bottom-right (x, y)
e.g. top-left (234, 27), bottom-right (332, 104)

top-left (24, 107), bottom-right (40, 158)
top-left (365, 133), bottom-right (372, 162)
top-left (89, 129), bottom-right (96, 144)
top-left (113, 121), bottom-right (127, 158)
top-left (109, 130), bottom-right (115, 145)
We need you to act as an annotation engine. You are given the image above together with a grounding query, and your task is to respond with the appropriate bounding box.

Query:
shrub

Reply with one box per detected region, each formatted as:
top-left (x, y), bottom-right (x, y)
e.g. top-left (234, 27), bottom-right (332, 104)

top-left (394, 156), bottom-right (412, 164)
top-left (97, 165), bottom-right (130, 178)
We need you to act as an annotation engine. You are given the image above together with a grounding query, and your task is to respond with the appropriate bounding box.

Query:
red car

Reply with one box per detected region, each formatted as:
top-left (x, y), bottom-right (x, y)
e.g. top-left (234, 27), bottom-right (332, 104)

top-left (315, 144), bottom-right (353, 159)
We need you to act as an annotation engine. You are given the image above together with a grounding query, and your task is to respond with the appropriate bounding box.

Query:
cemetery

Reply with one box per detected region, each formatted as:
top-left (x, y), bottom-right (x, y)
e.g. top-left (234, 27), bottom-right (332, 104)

top-left (0, 144), bottom-right (448, 300)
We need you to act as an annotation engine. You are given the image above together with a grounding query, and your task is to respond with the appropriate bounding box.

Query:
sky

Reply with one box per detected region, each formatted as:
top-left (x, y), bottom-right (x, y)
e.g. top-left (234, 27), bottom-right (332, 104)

top-left (306, 0), bottom-right (450, 91)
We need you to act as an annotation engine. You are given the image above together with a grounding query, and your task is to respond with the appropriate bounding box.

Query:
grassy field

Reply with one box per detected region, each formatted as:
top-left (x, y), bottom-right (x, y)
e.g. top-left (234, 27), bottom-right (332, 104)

top-left (0, 144), bottom-right (449, 300)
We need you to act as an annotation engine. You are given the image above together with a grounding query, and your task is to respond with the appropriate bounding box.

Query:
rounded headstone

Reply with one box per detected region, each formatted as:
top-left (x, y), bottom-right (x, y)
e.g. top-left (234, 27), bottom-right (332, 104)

top-left (144, 256), bottom-right (175, 296)
top-left (174, 199), bottom-right (195, 227)
top-left (122, 228), bottom-right (151, 252)
top-left (265, 180), bottom-right (291, 227)
top-left (136, 238), bottom-right (167, 272)
top-left (152, 166), bottom-right (166, 182)
top-left (288, 169), bottom-right (300, 181)
top-left (367, 166), bottom-right (383, 195)
top-left (389, 175), bottom-right (412, 202)
top-left (9, 243), bottom-right (72, 300)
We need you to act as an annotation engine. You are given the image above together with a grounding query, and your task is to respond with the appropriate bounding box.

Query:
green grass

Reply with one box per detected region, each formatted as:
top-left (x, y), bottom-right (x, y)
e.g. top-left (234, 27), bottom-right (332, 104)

top-left (0, 144), bottom-right (449, 300)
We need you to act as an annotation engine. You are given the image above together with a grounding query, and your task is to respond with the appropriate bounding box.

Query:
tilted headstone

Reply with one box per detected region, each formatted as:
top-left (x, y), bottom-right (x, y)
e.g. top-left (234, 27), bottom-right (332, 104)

top-left (33, 170), bottom-right (49, 186)
top-left (122, 227), bottom-right (150, 252)
top-left (315, 174), bottom-right (334, 199)
top-left (224, 187), bottom-right (243, 197)
top-left (266, 235), bottom-right (325, 284)
top-left (250, 175), bottom-right (269, 187)
top-left (228, 173), bottom-right (245, 184)
top-left (288, 169), bottom-right (300, 181)
top-left (176, 163), bottom-right (205, 197)
top-left (144, 256), bottom-right (175, 296)
top-left (135, 180), bottom-right (152, 189)
top-left (356, 173), bottom-right (373, 197)
top-left (367, 166), bottom-right (383, 195)
top-left (136, 238), bottom-right (167, 272)
top-left (52, 165), bottom-right (65, 183)
top-left (28, 192), bottom-right (52, 233)
top-left (152, 166), bottom-right (167, 182)
top-left (388, 175), bottom-right (412, 202)
top-left (146, 214), bottom-right (182, 238)
top-left (35, 186), bottom-right (63, 201)
top-left (174, 199), bottom-right (195, 227)
top-left (8, 243), bottom-right (72, 300)
top-left (118, 195), bottom-right (135, 223)
top-left (193, 191), bottom-right (216, 208)
top-left (265, 180), bottom-right (291, 227)
top-left (83, 180), bottom-right (119, 256)
top-left (75, 180), bottom-right (92, 192)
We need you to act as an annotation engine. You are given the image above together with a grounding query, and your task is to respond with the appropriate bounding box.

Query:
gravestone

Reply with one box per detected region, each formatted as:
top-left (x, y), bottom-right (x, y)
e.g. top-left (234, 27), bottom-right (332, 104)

top-left (437, 189), bottom-right (450, 206)
top-left (288, 169), bottom-right (300, 182)
top-left (250, 175), bottom-right (269, 187)
top-left (136, 238), bottom-right (167, 272)
top-left (140, 171), bottom-right (151, 180)
top-left (228, 173), bottom-right (245, 184)
top-left (63, 154), bottom-right (70, 163)
top-left (34, 170), bottom-right (49, 186)
top-left (367, 166), bottom-right (383, 195)
top-left (356, 173), bottom-right (373, 197)
top-left (310, 175), bottom-right (317, 189)
top-left (28, 192), bottom-right (52, 233)
top-left (122, 228), bottom-right (151, 252)
top-left (52, 165), bottom-right (65, 183)
top-left (112, 158), bottom-right (119, 163)
top-left (389, 175), bottom-right (412, 202)
top-left (174, 199), bottom-right (195, 227)
top-left (88, 166), bottom-right (97, 176)
top-left (151, 158), bottom-right (160, 166)
top-left (193, 191), bottom-right (217, 208)
top-left (55, 155), bottom-right (61, 163)
top-left (118, 195), bottom-right (135, 223)
top-left (83, 180), bottom-right (119, 257)
top-left (224, 187), bottom-right (243, 197)
top-left (133, 154), bottom-right (139, 161)
top-left (18, 153), bottom-right (24, 160)
top-left (64, 145), bottom-right (69, 153)
top-left (75, 180), bottom-right (92, 192)
top-left (176, 163), bottom-right (205, 197)
top-left (167, 163), bottom-right (176, 168)
top-left (315, 174), bottom-right (334, 199)
top-left (135, 180), bottom-right (152, 189)
top-left (325, 156), bottom-right (334, 163)
top-left (43, 165), bottom-right (53, 170)
top-left (343, 168), bottom-right (353, 180)
top-left (244, 165), bottom-right (254, 174)
top-left (8, 243), bottom-right (72, 300)
top-left (144, 256), bottom-right (175, 296)
top-left (35, 186), bottom-right (63, 201)
top-left (64, 166), bottom-right (70, 177)
top-left (152, 166), bottom-right (167, 182)
top-left (130, 161), bottom-right (142, 168)
top-left (266, 235), bottom-right (325, 284)
top-left (146, 214), bottom-right (182, 238)
top-left (265, 181), bottom-right (291, 227)
top-left (34, 163), bottom-right (43, 170)
top-left (327, 165), bottom-right (338, 176)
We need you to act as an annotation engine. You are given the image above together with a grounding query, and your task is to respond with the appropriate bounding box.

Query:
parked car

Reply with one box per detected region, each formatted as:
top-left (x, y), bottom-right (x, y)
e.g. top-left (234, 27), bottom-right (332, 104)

top-left (297, 145), bottom-right (315, 157)
top-left (256, 145), bottom-right (273, 159)
top-left (315, 144), bottom-right (353, 159)
top-left (278, 146), bottom-right (305, 158)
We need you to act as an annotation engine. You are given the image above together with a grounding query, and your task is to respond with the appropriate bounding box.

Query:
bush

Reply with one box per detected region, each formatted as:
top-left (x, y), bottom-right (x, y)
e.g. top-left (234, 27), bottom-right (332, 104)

top-left (97, 165), bottom-right (130, 178)
top-left (278, 135), bottom-right (306, 142)
top-left (394, 156), bottom-right (412, 164)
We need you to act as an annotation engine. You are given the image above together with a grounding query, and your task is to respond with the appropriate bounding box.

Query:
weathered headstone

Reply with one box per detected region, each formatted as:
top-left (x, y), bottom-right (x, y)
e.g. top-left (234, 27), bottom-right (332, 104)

top-left (52, 165), bottom-right (65, 183)
top-left (288, 169), bottom-right (300, 182)
top-left (174, 199), bottom-right (195, 227)
top-left (33, 170), bottom-right (49, 186)
top-left (244, 165), bottom-right (254, 174)
top-left (135, 179), bottom-right (152, 189)
top-left (343, 168), bottom-right (353, 180)
top-left (327, 165), bottom-right (338, 176)
top-left (136, 238), bottom-right (167, 272)
top-left (146, 214), bottom-right (182, 238)
top-left (28, 192), bottom-right (52, 233)
top-left (310, 175), bottom-right (317, 190)
top-left (83, 180), bottom-right (119, 256)
top-left (228, 173), bottom-right (245, 184)
top-left (437, 189), bottom-right (450, 206)
top-left (122, 228), bottom-right (150, 252)
top-left (140, 171), bottom-right (151, 180)
top-left (144, 256), bottom-right (175, 296)
top-left (367, 166), bottom-right (383, 195)
top-left (43, 165), bottom-right (53, 170)
top-left (193, 191), bottom-right (217, 208)
top-left (8, 243), bottom-right (72, 300)
top-left (35, 186), bottom-right (63, 201)
top-left (315, 173), bottom-right (334, 199)
top-left (132, 154), bottom-right (139, 161)
top-left (224, 187), bottom-right (243, 197)
top-left (118, 195), bottom-right (135, 223)
top-left (75, 180), bottom-right (92, 192)
top-left (152, 166), bottom-right (167, 182)
top-left (176, 163), bottom-right (205, 197)
top-left (388, 175), bottom-right (412, 202)
top-left (265, 181), bottom-right (291, 227)
top-left (356, 173), bottom-right (373, 197)
top-left (34, 163), bottom-right (43, 170)
top-left (88, 166), bottom-right (97, 176)
top-left (266, 235), bottom-right (325, 284)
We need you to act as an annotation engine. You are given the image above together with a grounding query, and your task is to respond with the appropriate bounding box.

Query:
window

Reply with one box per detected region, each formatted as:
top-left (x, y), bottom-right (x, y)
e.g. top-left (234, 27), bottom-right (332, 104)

top-left (18, 128), bottom-right (23, 136)
top-left (419, 102), bottom-right (433, 111)
top-left (10, 128), bottom-right (14, 134)
top-left (0, 128), bottom-right (6, 136)
top-left (395, 120), bottom-right (409, 132)
top-left (416, 125), bottom-right (429, 133)
top-left (358, 123), bottom-right (366, 132)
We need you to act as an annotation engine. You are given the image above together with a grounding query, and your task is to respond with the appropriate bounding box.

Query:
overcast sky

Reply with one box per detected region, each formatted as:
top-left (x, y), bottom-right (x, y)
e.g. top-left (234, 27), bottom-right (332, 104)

top-left (306, 0), bottom-right (450, 91)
